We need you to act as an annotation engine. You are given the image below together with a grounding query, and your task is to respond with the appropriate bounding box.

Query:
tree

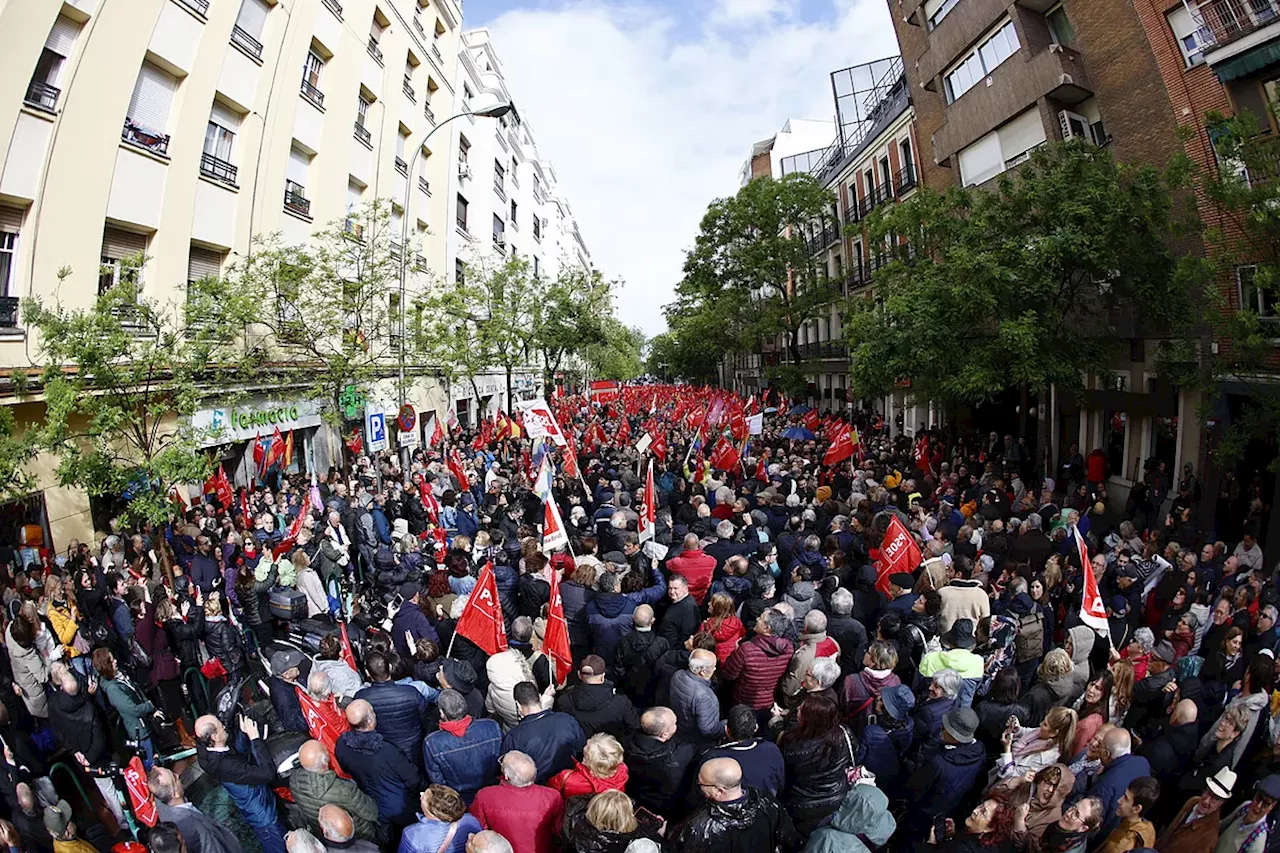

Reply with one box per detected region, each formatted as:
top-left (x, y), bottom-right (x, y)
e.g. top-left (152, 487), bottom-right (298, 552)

top-left (844, 141), bottom-right (1195, 421)
top-left (224, 199), bottom-right (405, 469)
top-left (531, 268), bottom-right (612, 391)
top-left (674, 172), bottom-right (840, 367)
top-left (648, 301), bottom-right (737, 384)
top-left (584, 318), bottom-right (645, 381)
top-left (22, 257), bottom-right (256, 526)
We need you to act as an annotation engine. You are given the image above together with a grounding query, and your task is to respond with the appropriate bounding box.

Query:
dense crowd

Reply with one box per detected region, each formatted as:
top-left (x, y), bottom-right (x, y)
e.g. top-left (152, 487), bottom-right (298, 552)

top-left (0, 386), bottom-right (1276, 853)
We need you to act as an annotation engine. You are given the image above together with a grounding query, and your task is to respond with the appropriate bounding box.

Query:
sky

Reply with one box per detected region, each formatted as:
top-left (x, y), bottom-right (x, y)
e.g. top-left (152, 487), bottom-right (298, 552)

top-left (463, 0), bottom-right (900, 337)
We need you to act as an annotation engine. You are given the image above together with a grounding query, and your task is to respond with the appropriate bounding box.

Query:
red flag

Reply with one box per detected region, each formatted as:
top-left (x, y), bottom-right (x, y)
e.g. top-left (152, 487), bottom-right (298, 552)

top-left (122, 755), bottom-right (157, 827)
top-left (1076, 529), bottom-right (1110, 637)
top-left (874, 516), bottom-right (923, 596)
top-left (453, 562), bottom-right (508, 655)
top-left (168, 484), bottom-right (188, 511)
top-left (638, 461), bottom-right (656, 543)
top-left (273, 509), bottom-right (308, 558)
top-left (804, 409), bottom-right (820, 431)
top-left (823, 424), bottom-right (855, 467)
top-left (338, 620), bottom-right (359, 671)
top-left (296, 687), bottom-right (352, 778)
top-left (215, 465), bottom-right (234, 509)
top-left (240, 489), bottom-right (251, 526)
top-left (448, 449), bottom-right (471, 491)
top-left (694, 452), bottom-right (706, 484)
top-left (616, 418), bottom-right (631, 447)
top-left (429, 414), bottom-right (444, 448)
top-left (650, 432), bottom-right (667, 463)
top-left (544, 566), bottom-right (572, 684)
top-left (542, 494), bottom-right (569, 553)
top-left (709, 436), bottom-right (740, 472)
top-left (252, 432), bottom-right (265, 474)
top-left (562, 434), bottom-right (580, 479)
top-left (345, 429), bottom-right (363, 455)
top-left (419, 480), bottom-right (440, 525)
top-left (729, 411), bottom-right (747, 442)
top-left (755, 457), bottom-right (769, 484)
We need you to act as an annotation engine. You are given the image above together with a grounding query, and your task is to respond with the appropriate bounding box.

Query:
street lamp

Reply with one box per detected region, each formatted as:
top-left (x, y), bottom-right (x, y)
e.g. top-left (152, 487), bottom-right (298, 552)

top-left (396, 100), bottom-right (514, 463)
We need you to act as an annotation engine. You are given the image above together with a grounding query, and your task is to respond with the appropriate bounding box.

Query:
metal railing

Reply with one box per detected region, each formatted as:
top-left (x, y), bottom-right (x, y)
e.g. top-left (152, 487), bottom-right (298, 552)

top-left (413, 16), bottom-right (426, 36)
top-left (894, 164), bottom-right (918, 196)
top-left (1194, 0), bottom-right (1278, 52)
top-left (493, 237), bottom-right (506, 253)
top-left (301, 78), bottom-right (324, 108)
top-left (432, 44), bottom-right (443, 63)
top-left (494, 182), bottom-right (506, 201)
top-left (0, 297), bottom-right (19, 329)
top-left (354, 121), bottom-right (372, 146)
top-left (805, 222), bottom-right (840, 255)
top-left (510, 217), bottom-right (519, 231)
top-left (395, 156), bottom-right (408, 176)
top-left (403, 77), bottom-right (416, 102)
top-left (284, 180), bottom-right (310, 216)
top-left (24, 80), bottom-right (59, 112)
top-left (859, 185), bottom-right (888, 219)
top-left (322, 0), bottom-right (343, 19)
top-left (841, 266), bottom-right (867, 293)
top-left (177, 0), bottom-right (210, 14)
top-left (231, 25), bottom-right (263, 60)
top-left (367, 38), bottom-right (383, 65)
top-left (796, 340), bottom-right (845, 360)
top-left (424, 104), bottom-right (436, 123)
top-left (200, 152), bottom-right (237, 185)
top-left (419, 176), bottom-right (431, 195)
top-left (456, 214), bottom-right (468, 232)
top-left (844, 202), bottom-right (861, 225)
top-left (122, 118), bottom-right (170, 156)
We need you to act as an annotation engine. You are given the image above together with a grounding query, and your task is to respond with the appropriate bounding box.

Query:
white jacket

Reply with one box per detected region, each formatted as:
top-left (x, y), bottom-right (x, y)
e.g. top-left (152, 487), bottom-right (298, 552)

top-left (6, 624), bottom-right (48, 718)
top-left (484, 648), bottom-right (551, 731)
top-left (296, 568), bottom-right (328, 617)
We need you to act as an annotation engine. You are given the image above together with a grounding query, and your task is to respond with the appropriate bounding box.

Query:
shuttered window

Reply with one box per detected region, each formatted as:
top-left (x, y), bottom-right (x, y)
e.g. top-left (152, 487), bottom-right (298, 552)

top-left (0, 208), bottom-right (22, 234)
top-left (0, 207), bottom-right (21, 299)
top-left (957, 131), bottom-right (1003, 187)
top-left (187, 246), bottom-right (223, 283)
top-left (998, 108), bottom-right (1047, 166)
top-left (127, 62), bottom-right (178, 134)
top-left (236, 0), bottom-right (270, 39)
top-left (287, 145), bottom-right (309, 186)
top-left (101, 227), bottom-right (147, 261)
top-left (45, 16), bottom-right (80, 57)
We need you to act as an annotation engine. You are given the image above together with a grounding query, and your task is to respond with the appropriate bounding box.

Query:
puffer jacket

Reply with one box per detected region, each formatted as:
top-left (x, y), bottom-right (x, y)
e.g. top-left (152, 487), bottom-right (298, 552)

top-left (334, 729), bottom-right (423, 827)
top-left (669, 784), bottom-right (800, 853)
top-left (840, 667), bottom-right (900, 723)
top-left (805, 784), bottom-right (895, 853)
top-left (202, 616), bottom-right (245, 676)
top-left (1023, 674), bottom-right (1075, 726)
top-left (288, 766), bottom-right (381, 842)
top-left (721, 634), bottom-right (795, 710)
top-left (903, 739), bottom-right (987, 825)
top-left (165, 608), bottom-right (205, 670)
top-left (610, 629), bottom-right (669, 706)
top-left (782, 580), bottom-right (822, 631)
top-left (549, 758), bottom-right (629, 799)
top-left (779, 729), bottom-right (853, 823)
top-left (239, 561), bottom-right (277, 627)
top-left (493, 561), bottom-right (518, 628)
top-left (554, 681), bottom-right (639, 744)
top-left (485, 647), bottom-right (539, 730)
top-left (667, 548), bottom-right (717, 605)
top-left (561, 791), bottom-right (662, 853)
top-left (668, 669), bottom-right (722, 742)
top-left (99, 673), bottom-right (155, 740)
top-left (354, 680), bottom-right (426, 767)
top-left (5, 625), bottom-right (48, 718)
top-left (626, 732), bottom-right (698, 817)
top-left (1066, 624), bottom-right (1096, 703)
top-left (560, 580), bottom-right (596, 648)
top-left (499, 709), bottom-right (586, 784)
top-left (857, 721), bottom-right (914, 793)
top-left (586, 593), bottom-right (635, 664)
top-left (313, 658), bottom-right (365, 700)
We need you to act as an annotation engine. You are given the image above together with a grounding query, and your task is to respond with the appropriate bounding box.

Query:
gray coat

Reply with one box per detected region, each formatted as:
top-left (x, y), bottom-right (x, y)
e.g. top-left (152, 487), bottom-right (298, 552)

top-left (5, 625), bottom-right (48, 719)
top-left (669, 669), bottom-right (722, 741)
top-left (155, 800), bottom-right (243, 853)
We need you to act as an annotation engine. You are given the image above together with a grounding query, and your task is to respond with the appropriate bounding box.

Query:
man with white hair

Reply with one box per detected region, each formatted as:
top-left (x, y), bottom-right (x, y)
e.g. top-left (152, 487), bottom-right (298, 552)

top-left (149, 766), bottom-right (243, 853)
top-left (466, 831), bottom-right (515, 853)
top-left (469, 751), bottom-right (563, 853)
top-left (825, 587), bottom-right (869, 675)
top-left (669, 648), bottom-right (723, 743)
top-left (316, 805), bottom-right (378, 853)
top-left (780, 610), bottom-right (840, 699)
top-left (288, 740), bottom-right (380, 844)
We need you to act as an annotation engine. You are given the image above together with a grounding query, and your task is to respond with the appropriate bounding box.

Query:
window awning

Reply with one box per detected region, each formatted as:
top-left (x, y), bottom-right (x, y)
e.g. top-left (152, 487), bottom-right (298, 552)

top-left (1213, 40), bottom-right (1280, 83)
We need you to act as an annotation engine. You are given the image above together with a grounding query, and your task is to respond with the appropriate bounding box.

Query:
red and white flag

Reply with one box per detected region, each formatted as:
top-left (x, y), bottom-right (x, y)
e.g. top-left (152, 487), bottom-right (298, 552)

top-left (1076, 527), bottom-right (1109, 637)
top-left (875, 516), bottom-right (923, 596)
top-left (638, 461), bottom-right (656, 543)
top-left (428, 414), bottom-right (444, 448)
top-left (272, 509), bottom-right (308, 558)
top-left (517, 398), bottom-right (567, 446)
top-left (453, 562), bottom-right (509, 655)
top-left (295, 687), bottom-right (351, 778)
top-left (544, 566), bottom-right (573, 684)
top-left (824, 423), bottom-right (856, 467)
top-left (123, 756), bottom-right (158, 827)
top-left (709, 436), bottom-right (740, 472)
top-left (542, 494), bottom-right (569, 553)
top-left (448, 449), bottom-right (471, 491)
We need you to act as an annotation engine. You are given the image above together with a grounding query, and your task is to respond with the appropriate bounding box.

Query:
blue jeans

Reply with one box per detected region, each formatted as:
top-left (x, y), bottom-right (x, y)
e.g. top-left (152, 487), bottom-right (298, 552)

top-left (250, 819), bottom-right (287, 853)
top-left (134, 735), bottom-right (155, 770)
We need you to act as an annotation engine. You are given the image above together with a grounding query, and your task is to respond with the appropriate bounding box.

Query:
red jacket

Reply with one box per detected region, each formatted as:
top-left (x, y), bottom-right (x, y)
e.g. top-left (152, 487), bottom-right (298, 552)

top-left (721, 634), bottom-right (795, 710)
top-left (470, 781), bottom-right (564, 853)
top-left (548, 759), bottom-right (628, 799)
top-left (700, 615), bottom-right (746, 663)
top-left (667, 549), bottom-right (717, 605)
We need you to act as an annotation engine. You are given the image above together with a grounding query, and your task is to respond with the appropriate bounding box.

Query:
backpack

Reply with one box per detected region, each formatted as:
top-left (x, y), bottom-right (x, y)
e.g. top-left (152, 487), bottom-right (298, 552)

top-left (1015, 612), bottom-right (1044, 663)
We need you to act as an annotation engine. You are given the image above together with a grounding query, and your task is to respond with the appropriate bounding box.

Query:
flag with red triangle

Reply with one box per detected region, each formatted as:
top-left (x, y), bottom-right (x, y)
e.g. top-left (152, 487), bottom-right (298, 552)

top-left (804, 409), bottom-right (820, 431)
top-left (453, 562), bottom-right (509, 655)
top-left (1076, 528), bottom-right (1110, 638)
top-left (638, 461), bottom-right (656, 543)
top-left (650, 432), bottom-right (667, 462)
top-left (562, 433), bottom-right (580, 480)
top-left (273, 508), bottom-right (309, 558)
top-left (252, 432), bottom-right (266, 476)
top-left (544, 565), bottom-right (572, 684)
top-left (875, 516), bottom-right (923, 596)
top-left (755, 456), bottom-right (769, 484)
top-left (428, 413), bottom-right (444, 448)
top-left (542, 493), bottom-right (569, 553)
top-left (709, 436), bottom-right (740, 472)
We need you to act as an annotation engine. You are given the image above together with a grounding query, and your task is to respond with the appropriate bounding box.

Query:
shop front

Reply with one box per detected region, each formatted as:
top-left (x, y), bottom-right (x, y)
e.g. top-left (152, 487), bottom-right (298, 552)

top-left (192, 395), bottom-right (337, 487)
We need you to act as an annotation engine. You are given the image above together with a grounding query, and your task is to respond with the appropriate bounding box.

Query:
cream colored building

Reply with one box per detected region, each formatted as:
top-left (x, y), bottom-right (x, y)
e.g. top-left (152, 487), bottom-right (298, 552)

top-left (0, 0), bottom-right (465, 546)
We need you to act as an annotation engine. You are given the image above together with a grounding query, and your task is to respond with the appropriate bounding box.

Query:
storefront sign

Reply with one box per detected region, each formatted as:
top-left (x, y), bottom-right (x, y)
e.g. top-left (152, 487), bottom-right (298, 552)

top-left (194, 398), bottom-right (323, 448)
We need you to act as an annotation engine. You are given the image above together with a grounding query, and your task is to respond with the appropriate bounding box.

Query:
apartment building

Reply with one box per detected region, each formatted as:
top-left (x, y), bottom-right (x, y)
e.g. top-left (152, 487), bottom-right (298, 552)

top-left (444, 28), bottom-right (594, 427)
top-left (0, 0), bottom-right (463, 543)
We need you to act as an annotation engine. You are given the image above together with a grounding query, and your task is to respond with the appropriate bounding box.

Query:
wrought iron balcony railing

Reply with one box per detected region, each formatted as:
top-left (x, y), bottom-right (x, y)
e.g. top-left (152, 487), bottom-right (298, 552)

top-left (122, 118), bottom-right (170, 156)
top-left (200, 152), bottom-right (238, 185)
top-left (231, 25), bottom-right (263, 60)
top-left (24, 80), bottom-right (59, 112)
top-left (284, 180), bottom-right (310, 216)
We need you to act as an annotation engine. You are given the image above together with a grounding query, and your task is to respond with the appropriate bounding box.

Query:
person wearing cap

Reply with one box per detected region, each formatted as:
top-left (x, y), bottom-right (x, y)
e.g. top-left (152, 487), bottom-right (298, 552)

top-left (902, 706), bottom-right (986, 836)
top-left (392, 581), bottom-right (440, 658)
top-left (1107, 597), bottom-right (1134, 652)
top-left (1215, 774), bottom-right (1280, 853)
top-left (268, 648), bottom-right (309, 734)
top-left (501, 681), bottom-right (585, 784)
top-left (41, 800), bottom-right (95, 853)
top-left (433, 659), bottom-right (485, 723)
top-left (553, 653), bottom-right (639, 744)
top-left (1157, 767), bottom-right (1235, 853)
top-left (883, 572), bottom-right (919, 618)
top-left (857, 683), bottom-right (915, 795)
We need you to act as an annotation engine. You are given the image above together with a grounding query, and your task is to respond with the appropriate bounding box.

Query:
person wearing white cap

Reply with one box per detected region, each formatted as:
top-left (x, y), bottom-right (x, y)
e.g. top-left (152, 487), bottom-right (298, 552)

top-left (1157, 767), bottom-right (1235, 853)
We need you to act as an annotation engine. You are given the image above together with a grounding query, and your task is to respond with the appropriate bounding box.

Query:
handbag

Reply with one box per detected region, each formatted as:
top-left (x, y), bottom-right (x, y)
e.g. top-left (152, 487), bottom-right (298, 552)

top-left (842, 725), bottom-right (859, 783)
top-left (129, 637), bottom-right (152, 669)
top-left (200, 657), bottom-right (227, 679)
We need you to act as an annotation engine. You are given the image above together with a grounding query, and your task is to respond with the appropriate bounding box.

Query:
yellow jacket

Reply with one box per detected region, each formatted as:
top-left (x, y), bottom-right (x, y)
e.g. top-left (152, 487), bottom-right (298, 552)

top-left (46, 604), bottom-right (80, 657)
top-left (1096, 817), bottom-right (1155, 853)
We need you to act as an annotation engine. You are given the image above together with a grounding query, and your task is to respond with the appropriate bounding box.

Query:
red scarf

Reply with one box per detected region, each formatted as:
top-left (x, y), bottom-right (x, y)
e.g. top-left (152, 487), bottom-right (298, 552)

top-left (439, 715), bottom-right (472, 737)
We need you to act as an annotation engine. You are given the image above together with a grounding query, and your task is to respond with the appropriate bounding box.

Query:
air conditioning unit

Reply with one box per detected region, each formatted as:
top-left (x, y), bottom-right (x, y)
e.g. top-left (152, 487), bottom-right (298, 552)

top-left (1058, 109), bottom-right (1090, 142)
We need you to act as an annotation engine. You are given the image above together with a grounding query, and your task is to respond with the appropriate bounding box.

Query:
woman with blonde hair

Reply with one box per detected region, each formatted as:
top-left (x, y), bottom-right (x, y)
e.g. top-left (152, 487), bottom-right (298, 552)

top-left (1109, 660), bottom-right (1134, 725)
top-left (991, 706), bottom-right (1077, 785)
top-left (43, 575), bottom-right (80, 658)
top-left (200, 591), bottom-right (244, 689)
top-left (549, 733), bottom-right (629, 799)
top-left (294, 549), bottom-right (328, 617)
top-left (561, 790), bottom-right (664, 853)
top-left (1022, 648), bottom-right (1075, 725)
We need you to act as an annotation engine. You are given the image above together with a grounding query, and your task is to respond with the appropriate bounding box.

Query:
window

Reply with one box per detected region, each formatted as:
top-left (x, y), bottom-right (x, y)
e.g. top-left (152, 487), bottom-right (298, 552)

top-left (124, 62), bottom-right (178, 155)
top-left (879, 157), bottom-right (892, 197)
top-left (463, 83), bottom-right (473, 110)
top-left (346, 180), bottom-right (364, 237)
top-left (1047, 5), bottom-right (1075, 45)
top-left (302, 51), bottom-right (324, 106)
top-left (900, 139), bottom-right (915, 181)
top-left (923, 0), bottom-right (960, 30)
top-left (27, 15), bottom-right (80, 111)
top-left (957, 107), bottom-right (1046, 185)
top-left (494, 160), bottom-right (505, 196)
top-left (533, 217), bottom-right (541, 241)
top-left (945, 19), bottom-right (1020, 103)
top-left (99, 227), bottom-right (147, 296)
top-left (533, 256), bottom-right (540, 279)
top-left (511, 157), bottom-right (519, 183)
top-left (0, 207), bottom-right (20, 300)
top-left (187, 246), bottom-right (224, 285)
top-left (233, 0), bottom-right (269, 57)
top-left (456, 259), bottom-right (466, 286)
top-left (1238, 265), bottom-right (1277, 319)
top-left (285, 145), bottom-right (311, 215)
top-left (403, 56), bottom-right (416, 101)
top-left (201, 101), bottom-right (239, 183)
top-left (457, 194), bottom-right (469, 231)
top-left (511, 199), bottom-right (518, 225)
top-left (1168, 5), bottom-right (1214, 67)
top-left (493, 213), bottom-right (505, 246)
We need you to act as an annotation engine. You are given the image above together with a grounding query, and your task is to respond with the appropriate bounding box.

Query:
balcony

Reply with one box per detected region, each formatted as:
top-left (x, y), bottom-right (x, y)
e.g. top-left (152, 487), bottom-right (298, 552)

top-left (395, 156), bottom-right (408, 176)
top-left (284, 180), bottom-right (310, 217)
top-left (414, 16), bottom-right (426, 37)
top-left (354, 121), bottom-right (372, 147)
top-left (322, 0), bottom-right (342, 19)
top-left (419, 176), bottom-right (431, 195)
top-left (403, 77), bottom-right (416, 102)
top-left (510, 217), bottom-right (519, 232)
top-left (432, 44), bottom-right (443, 63)
top-left (841, 266), bottom-right (868, 294)
top-left (200, 152), bottom-right (238, 185)
top-left (493, 238), bottom-right (506, 253)
top-left (111, 303), bottom-right (144, 330)
top-left (0, 297), bottom-right (19, 329)
top-left (844, 201), bottom-right (861, 226)
top-left (122, 118), bottom-right (170, 156)
top-left (344, 218), bottom-right (364, 241)
top-left (424, 104), bottom-right (436, 124)
top-left (230, 25), bottom-right (263, 60)
top-left (804, 222), bottom-right (840, 255)
top-left (894, 164), bottom-right (918, 196)
top-left (24, 80), bottom-right (60, 113)
top-left (177, 0), bottom-right (209, 14)
top-left (859, 186), bottom-right (888, 219)
top-left (494, 182), bottom-right (507, 201)
top-left (367, 38), bottom-right (383, 65)
top-left (1197, 0), bottom-right (1280, 62)
top-left (795, 341), bottom-right (846, 361)
top-left (301, 79), bottom-right (324, 109)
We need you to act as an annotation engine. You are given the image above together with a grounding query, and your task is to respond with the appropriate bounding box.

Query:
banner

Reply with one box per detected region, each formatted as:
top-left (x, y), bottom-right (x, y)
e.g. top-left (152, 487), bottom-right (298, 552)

top-left (747, 413), bottom-right (764, 435)
top-left (638, 461), bottom-right (656, 543)
top-left (875, 516), bottom-right (923, 596)
top-left (516, 398), bottom-right (567, 446)
top-left (1076, 527), bottom-right (1110, 638)
top-left (296, 687), bottom-right (351, 778)
top-left (453, 562), bottom-right (509, 655)
top-left (545, 566), bottom-right (572, 684)
top-left (589, 380), bottom-right (621, 402)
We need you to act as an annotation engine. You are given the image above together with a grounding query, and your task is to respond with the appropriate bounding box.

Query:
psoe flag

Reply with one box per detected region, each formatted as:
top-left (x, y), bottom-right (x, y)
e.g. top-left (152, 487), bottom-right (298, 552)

top-left (517, 398), bottom-right (567, 446)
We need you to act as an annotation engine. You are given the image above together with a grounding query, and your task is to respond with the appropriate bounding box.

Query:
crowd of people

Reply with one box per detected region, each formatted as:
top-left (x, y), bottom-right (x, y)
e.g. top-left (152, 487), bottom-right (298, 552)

top-left (0, 385), bottom-right (1275, 853)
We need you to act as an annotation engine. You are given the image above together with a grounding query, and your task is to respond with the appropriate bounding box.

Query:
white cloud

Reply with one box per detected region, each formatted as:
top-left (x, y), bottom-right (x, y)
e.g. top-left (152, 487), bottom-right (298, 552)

top-left (708, 0), bottom-right (791, 26)
top-left (482, 0), bottom-right (898, 336)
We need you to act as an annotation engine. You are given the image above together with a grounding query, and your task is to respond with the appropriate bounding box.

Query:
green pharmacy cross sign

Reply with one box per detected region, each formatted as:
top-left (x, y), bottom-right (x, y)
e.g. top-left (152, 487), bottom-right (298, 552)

top-left (340, 385), bottom-right (367, 419)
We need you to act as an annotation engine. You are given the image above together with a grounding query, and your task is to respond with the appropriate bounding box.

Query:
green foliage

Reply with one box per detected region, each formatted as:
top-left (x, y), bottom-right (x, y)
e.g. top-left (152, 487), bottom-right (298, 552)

top-left (764, 364), bottom-right (810, 401)
top-left (585, 319), bottom-right (645, 381)
top-left (531, 268), bottom-right (613, 387)
top-left (0, 408), bottom-right (39, 503)
top-left (666, 173), bottom-right (840, 375)
top-left (844, 141), bottom-right (1194, 405)
top-left (22, 256), bottom-right (256, 526)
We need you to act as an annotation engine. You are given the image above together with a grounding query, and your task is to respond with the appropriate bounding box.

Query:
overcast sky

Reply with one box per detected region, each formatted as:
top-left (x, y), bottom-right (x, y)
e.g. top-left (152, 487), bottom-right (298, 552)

top-left (462, 0), bottom-right (899, 336)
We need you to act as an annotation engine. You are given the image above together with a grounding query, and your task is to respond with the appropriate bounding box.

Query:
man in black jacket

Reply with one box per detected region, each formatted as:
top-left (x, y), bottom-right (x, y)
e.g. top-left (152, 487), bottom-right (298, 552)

top-left (611, 605), bottom-right (669, 706)
top-left (825, 588), bottom-right (868, 677)
top-left (48, 671), bottom-right (127, 830)
top-left (554, 655), bottom-right (639, 744)
top-left (194, 714), bottom-right (288, 853)
top-left (658, 575), bottom-right (700, 647)
top-left (628, 706), bottom-right (697, 822)
top-left (500, 682), bottom-right (585, 783)
top-left (670, 757), bottom-right (799, 853)
top-left (268, 649), bottom-right (309, 734)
